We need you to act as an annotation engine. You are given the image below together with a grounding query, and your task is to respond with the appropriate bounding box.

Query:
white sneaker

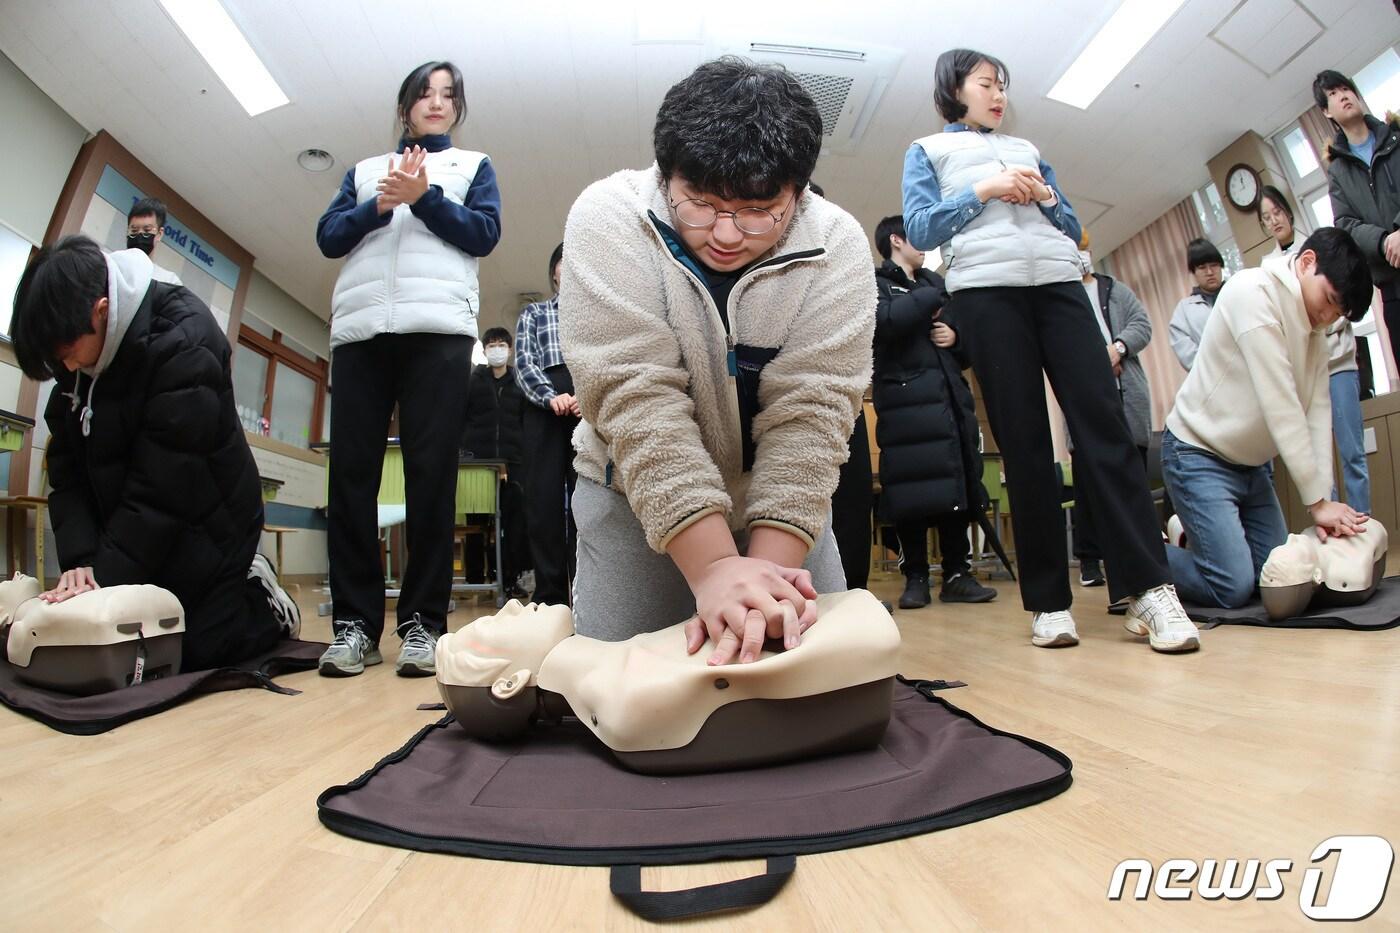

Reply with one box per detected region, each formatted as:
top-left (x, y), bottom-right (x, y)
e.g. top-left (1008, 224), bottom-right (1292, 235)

top-left (249, 553), bottom-right (301, 638)
top-left (1031, 610), bottom-right (1079, 648)
top-left (1166, 514), bottom-right (1186, 549)
top-left (1125, 584), bottom-right (1200, 653)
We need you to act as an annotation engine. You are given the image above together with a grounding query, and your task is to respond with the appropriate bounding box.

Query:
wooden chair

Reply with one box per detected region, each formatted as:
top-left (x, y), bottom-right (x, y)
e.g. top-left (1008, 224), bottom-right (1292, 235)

top-left (1, 495), bottom-right (48, 589)
top-left (262, 524), bottom-right (299, 588)
top-left (1, 431), bottom-right (47, 587)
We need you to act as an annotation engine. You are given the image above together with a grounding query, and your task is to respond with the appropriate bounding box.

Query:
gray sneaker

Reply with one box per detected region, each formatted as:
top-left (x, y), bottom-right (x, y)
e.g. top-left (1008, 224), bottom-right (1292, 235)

top-left (318, 620), bottom-right (383, 676)
top-left (395, 616), bottom-right (439, 677)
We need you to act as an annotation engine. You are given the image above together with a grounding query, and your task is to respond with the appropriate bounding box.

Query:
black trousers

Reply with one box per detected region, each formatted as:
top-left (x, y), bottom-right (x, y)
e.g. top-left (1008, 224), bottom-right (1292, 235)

top-left (957, 282), bottom-right (1169, 610)
top-left (523, 364), bottom-right (579, 605)
top-left (183, 572), bottom-right (284, 671)
top-left (896, 514), bottom-right (972, 581)
top-left (1073, 445), bottom-right (1149, 562)
top-left (831, 408), bottom-right (873, 590)
top-left (328, 332), bottom-right (474, 641)
top-left (464, 476), bottom-right (531, 588)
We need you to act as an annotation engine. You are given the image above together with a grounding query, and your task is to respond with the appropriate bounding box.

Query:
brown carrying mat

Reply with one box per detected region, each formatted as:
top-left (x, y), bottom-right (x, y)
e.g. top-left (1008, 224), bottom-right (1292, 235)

top-left (318, 676), bottom-right (1072, 921)
top-left (0, 638), bottom-right (327, 735)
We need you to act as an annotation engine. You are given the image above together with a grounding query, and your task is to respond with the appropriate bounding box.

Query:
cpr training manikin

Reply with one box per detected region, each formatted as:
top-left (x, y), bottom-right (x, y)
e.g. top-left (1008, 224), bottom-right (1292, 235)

top-left (1258, 519), bottom-right (1388, 620)
top-left (1, 573), bottom-right (185, 694)
top-left (435, 588), bottom-right (903, 774)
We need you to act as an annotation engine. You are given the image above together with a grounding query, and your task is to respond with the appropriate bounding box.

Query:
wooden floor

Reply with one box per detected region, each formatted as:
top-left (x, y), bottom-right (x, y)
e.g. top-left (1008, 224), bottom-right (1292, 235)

top-left (2, 572), bottom-right (1398, 931)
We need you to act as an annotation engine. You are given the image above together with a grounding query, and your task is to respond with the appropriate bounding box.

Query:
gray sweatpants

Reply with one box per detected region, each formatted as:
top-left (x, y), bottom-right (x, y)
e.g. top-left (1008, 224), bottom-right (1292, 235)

top-left (571, 477), bottom-right (847, 641)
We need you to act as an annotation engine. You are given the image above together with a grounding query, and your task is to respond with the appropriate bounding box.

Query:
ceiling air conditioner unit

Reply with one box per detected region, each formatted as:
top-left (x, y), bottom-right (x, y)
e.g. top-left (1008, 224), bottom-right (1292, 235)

top-left (707, 37), bottom-right (904, 155)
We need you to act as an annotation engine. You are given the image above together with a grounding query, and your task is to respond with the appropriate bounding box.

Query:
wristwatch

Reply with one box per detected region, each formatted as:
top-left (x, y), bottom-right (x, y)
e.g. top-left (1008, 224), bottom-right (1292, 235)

top-left (1112, 339), bottom-right (1128, 357)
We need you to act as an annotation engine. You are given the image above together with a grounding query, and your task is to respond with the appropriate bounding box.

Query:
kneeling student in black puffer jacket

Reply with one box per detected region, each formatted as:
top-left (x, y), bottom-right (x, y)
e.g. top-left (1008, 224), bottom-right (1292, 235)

top-left (10, 236), bottom-right (300, 672)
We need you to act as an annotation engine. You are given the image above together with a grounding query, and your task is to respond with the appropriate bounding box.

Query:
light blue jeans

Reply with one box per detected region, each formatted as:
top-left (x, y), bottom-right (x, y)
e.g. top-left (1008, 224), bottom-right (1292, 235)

top-left (1160, 430), bottom-right (1288, 608)
top-left (1330, 369), bottom-right (1370, 514)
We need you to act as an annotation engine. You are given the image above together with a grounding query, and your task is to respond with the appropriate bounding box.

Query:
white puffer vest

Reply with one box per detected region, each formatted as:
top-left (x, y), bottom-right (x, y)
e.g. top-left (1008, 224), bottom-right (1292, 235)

top-left (915, 130), bottom-right (1081, 292)
top-left (330, 147), bottom-right (486, 348)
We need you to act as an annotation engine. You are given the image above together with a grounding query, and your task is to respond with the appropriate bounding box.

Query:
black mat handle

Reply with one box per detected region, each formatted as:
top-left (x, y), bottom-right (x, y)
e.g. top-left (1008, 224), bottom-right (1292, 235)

top-left (610, 855), bottom-right (796, 921)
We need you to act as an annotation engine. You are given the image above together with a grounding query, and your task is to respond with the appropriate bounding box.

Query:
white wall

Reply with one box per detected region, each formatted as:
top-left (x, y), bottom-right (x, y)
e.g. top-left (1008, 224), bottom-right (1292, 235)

top-left (243, 270), bottom-right (330, 359)
top-left (0, 49), bottom-right (86, 247)
top-left (0, 49), bottom-right (84, 564)
top-left (0, 48), bottom-right (86, 421)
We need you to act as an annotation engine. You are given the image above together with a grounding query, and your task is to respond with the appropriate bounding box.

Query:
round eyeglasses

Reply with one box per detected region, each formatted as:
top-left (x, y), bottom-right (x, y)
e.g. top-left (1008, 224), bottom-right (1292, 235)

top-left (667, 187), bottom-right (795, 236)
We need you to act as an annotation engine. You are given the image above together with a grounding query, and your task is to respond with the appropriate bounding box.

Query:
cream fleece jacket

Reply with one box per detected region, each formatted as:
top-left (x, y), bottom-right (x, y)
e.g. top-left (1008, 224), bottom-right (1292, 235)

top-left (559, 166), bottom-right (875, 553)
top-left (1166, 253), bottom-right (1333, 506)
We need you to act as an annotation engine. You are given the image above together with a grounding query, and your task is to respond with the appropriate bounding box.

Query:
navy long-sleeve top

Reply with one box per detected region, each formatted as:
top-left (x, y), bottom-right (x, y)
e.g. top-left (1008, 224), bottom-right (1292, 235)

top-left (315, 133), bottom-right (501, 259)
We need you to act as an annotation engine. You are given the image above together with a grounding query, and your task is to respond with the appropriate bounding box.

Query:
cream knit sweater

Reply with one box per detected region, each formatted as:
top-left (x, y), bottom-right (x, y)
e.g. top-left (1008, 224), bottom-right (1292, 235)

top-left (1166, 253), bottom-right (1333, 506)
top-left (559, 166), bottom-right (875, 553)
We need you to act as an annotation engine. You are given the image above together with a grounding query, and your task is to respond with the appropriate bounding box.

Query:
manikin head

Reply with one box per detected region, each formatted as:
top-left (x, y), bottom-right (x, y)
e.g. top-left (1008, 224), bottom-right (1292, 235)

top-left (436, 600), bottom-right (574, 695)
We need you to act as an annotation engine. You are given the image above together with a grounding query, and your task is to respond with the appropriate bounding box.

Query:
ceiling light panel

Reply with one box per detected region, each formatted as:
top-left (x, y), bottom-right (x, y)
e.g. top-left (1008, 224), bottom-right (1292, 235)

top-left (1047, 0), bottom-right (1188, 110)
top-left (158, 0), bottom-right (289, 116)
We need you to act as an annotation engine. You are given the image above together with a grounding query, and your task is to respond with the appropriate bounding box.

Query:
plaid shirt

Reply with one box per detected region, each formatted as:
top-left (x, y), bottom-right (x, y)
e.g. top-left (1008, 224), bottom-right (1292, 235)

top-left (513, 296), bottom-right (565, 409)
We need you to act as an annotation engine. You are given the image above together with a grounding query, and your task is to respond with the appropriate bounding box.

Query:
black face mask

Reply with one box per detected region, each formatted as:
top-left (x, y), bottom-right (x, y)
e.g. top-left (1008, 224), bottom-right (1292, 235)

top-left (126, 232), bottom-right (156, 255)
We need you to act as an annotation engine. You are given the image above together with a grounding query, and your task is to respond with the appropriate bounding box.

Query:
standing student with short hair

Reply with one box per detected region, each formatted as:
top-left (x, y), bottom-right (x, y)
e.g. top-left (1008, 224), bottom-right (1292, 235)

top-left (1315, 68), bottom-right (1400, 369)
top-left (125, 197), bottom-right (182, 286)
top-left (461, 326), bottom-right (530, 598)
top-left (315, 60), bottom-right (501, 677)
top-left (513, 244), bottom-right (579, 607)
top-left (902, 48), bottom-right (1198, 652)
top-left (1168, 238), bottom-right (1226, 371)
top-left (870, 213), bottom-right (996, 609)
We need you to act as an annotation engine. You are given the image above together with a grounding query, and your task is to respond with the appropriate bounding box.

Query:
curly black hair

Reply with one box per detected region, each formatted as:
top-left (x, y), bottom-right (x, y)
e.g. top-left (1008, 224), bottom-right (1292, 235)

top-left (653, 56), bottom-right (822, 201)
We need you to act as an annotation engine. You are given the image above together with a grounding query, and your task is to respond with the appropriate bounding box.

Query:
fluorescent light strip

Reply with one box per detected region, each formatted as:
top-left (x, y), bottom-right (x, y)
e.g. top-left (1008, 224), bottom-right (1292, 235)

top-left (1047, 0), bottom-right (1187, 110)
top-left (158, 0), bottom-right (288, 116)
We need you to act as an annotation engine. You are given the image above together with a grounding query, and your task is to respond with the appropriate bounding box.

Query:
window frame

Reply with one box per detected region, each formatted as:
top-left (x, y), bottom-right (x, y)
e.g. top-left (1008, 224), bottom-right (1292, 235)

top-left (236, 324), bottom-right (328, 446)
top-left (1191, 181), bottom-right (1243, 275)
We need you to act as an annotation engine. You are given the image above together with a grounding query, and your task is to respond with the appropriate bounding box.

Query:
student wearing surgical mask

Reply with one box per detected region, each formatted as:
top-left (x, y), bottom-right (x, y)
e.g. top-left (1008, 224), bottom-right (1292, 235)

top-left (125, 198), bottom-right (182, 286)
top-left (461, 327), bottom-right (531, 599)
